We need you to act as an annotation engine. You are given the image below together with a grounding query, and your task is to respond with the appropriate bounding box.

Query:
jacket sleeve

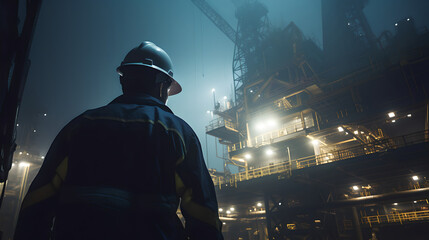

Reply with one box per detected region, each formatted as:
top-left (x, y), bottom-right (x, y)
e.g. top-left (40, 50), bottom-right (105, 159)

top-left (175, 130), bottom-right (223, 240)
top-left (14, 125), bottom-right (71, 240)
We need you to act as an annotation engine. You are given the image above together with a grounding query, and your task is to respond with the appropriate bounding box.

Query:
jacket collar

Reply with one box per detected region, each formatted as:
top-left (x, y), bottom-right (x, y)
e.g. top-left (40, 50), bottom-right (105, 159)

top-left (109, 94), bottom-right (174, 114)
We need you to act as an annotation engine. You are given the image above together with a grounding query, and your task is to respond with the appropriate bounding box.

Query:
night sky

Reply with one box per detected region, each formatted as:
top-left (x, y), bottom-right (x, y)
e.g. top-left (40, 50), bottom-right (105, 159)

top-left (18, 0), bottom-right (429, 171)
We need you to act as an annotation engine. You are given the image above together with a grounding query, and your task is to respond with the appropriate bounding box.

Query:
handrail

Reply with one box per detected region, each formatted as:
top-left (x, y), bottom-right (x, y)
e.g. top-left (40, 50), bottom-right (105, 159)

top-left (362, 210), bottom-right (429, 227)
top-left (214, 130), bottom-right (429, 187)
top-left (252, 122), bottom-right (305, 147)
top-left (228, 120), bottom-right (314, 152)
top-left (206, 117), bottom-right (237, 132)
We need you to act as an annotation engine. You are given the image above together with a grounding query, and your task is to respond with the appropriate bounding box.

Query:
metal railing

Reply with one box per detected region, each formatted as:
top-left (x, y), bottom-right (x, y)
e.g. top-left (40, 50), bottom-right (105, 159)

top-left (228, 141), bottom-right (247, 152)
top-left (253, 122), bottom-right (305, 147)
top-left (214, 130), bottom-right (429, 187)
top-left (205, 117), bottom-right (237, 132)
top-left (227, 121), bottom-right (313, 152)
top-left (362, 210), bottom-right (429, 227)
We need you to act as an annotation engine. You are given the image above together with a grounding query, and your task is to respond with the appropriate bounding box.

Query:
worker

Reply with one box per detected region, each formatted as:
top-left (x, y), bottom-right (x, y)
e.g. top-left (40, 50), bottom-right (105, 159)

top-left (14, 41), bottom-right (223, 240)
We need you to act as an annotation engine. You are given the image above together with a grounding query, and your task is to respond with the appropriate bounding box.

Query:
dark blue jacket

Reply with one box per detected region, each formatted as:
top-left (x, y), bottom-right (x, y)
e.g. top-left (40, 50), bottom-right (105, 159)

top-left (14, 94), bottom-right (223, 240)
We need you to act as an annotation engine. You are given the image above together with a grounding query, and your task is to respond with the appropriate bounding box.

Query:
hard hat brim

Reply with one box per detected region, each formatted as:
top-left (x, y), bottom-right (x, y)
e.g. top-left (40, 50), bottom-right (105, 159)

top-left (117, 63), bottom-right (182, 96)
top-left (168, 79), bottom-right (182, 96)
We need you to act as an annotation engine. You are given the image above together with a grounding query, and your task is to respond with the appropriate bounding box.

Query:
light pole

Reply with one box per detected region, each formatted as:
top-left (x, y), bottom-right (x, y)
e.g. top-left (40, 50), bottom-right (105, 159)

top-left (212, 88), bottom-right (216, 109)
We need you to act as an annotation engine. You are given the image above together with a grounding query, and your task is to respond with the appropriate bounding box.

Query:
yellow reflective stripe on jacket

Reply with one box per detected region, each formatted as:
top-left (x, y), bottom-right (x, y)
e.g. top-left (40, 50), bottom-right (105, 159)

top-left (83, 115), bottom-right (155, 125)
top-left (21, 157), bottom-right (69, 209)
top-left (83, 116), bottom-right (187, 165)
top-left (175, 172), bottom-right (221, 231)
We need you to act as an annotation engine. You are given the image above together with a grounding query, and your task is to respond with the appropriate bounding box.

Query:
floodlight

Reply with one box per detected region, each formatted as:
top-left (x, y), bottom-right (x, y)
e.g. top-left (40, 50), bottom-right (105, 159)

top-left (19, 162), bottom-right (30, 168)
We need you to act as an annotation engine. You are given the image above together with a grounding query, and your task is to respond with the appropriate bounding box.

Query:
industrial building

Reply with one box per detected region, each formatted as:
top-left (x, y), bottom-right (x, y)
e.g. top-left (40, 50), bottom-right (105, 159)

top-left (1, 0), bottom-right (428, 239)
top-left (198, 0), bottom-right (429, 239)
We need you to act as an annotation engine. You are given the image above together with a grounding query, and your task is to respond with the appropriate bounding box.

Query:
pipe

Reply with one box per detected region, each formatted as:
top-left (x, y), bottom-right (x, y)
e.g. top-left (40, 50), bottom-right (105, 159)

top-left (328, 187), bottom-right (429, 208)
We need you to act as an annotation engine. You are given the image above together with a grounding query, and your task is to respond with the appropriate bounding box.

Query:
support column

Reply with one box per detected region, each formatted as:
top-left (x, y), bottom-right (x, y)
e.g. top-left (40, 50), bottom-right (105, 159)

top-left (352, 207), bottom-right (364, 240)
top-left (264, 194), bottom-right (274, 240)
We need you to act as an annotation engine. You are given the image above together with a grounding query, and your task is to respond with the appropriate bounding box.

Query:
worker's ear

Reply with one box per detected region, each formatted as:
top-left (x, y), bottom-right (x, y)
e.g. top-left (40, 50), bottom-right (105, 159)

top-left (159, 82), bottom-right (163, 98)
top-left (159, 81), bottom-right (171, 104)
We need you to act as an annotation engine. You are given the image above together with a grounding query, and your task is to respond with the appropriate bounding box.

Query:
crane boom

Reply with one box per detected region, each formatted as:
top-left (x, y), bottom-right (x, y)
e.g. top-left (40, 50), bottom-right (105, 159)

top-left (190, 0), bottom-right (237, 44)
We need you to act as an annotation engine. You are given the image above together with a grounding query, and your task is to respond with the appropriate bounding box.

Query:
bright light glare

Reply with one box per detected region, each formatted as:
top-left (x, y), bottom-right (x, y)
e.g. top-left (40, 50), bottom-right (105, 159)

top-left (219, 208), bottom-right (223, 212)
top-left (43, 113), bottom-right (47, 116)
top-left (226, 210), bottom-right (231, 214)
top-left (19, 162), bottom-right (30, 168)
top-left (388, 112), bottom-right (395, 118)
top-left (19, 152), bottom-right (22, 155)
top-left (211, 88), bottom-right (215, 92)
top-left (266, 119), bottom-right (277, 127)
top-left (311, 140), bottom-right (319, 146)
top-left (414, 201), bottom-right (417, 203)
top-left (223, 96), bottom-right (227, 100)
top-left (266, 149), bottom-right (274, 156)
top-left (407, 114), bottom-right (412, 117)
top-left (392, 120), bottom-right (396, 123)
top-left (352, 186), bottom-right (359, 191)
top-left (412, 176), bottom-right (419, 181)
top-left (244, 154), bottom-right (251, 160)
top-left (229, 207), bottom-right (235, 211)
top-left (338, 126), bottom-right (344, 132)
top-left (256, 122), bottom-right (265, 131)
top-left (354, 130), bottom-right (359, 135)
top-left (238, 159), bottom-right (245, 162)
top-left (395, 23), bottom-right (398, 26)
top-left (33, 130), bottom-right (37, 133)
top-left (41, 156), bottom-right (45, 159)
top-left (257, 203), bottom-right (262, 207)
top-left (393, 203), bottom-right (398, 206)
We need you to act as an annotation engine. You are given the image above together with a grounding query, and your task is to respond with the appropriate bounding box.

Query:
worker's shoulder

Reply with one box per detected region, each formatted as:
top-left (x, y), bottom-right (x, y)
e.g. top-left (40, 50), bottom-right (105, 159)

top-left (76, 102), bottom-right (196, 136)
top-left (76, 101), bottom-right (157, 121)
top-left (163, 113), bottom-right (195, 134)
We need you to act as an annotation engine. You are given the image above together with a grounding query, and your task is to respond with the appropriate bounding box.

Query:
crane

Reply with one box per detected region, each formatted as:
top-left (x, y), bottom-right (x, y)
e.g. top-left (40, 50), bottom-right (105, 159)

top-left (190, 0), bottom-right (269, 105)
top-left (190, 0), bottom-right (237, 44)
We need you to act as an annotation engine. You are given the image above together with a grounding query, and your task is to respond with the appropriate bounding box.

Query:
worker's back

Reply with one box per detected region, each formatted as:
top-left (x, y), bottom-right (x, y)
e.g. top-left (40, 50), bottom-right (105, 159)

top-left (53, 94), bottom-right (187, 239)
top-left (15, 41), bottom-right (223, 240)
top-left (64, 96), bottom-right (180, 195)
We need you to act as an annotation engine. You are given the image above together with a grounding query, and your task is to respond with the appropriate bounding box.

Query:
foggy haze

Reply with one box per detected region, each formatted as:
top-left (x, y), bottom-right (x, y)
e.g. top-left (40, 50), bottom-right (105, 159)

top-left (17, 0), bottom-right (429, 172)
